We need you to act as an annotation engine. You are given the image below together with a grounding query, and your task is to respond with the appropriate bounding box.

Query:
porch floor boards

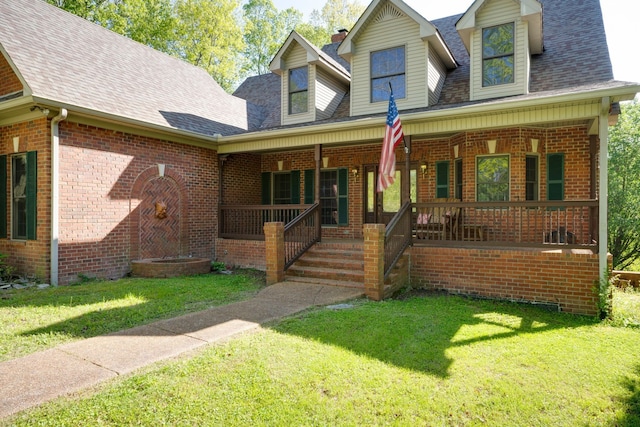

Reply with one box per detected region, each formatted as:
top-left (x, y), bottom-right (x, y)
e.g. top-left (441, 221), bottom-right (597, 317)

top-left (285, 241), bottom-right (365, 289)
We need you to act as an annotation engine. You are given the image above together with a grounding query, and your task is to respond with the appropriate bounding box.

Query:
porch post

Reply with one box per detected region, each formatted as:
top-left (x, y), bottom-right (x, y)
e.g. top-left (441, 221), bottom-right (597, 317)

top-left (264, 222), bottom-right (285, 285)
top-left (363, 223), bottom-right (385, 300)
top-left (403, 135), bottom-right (411, 204)
top-left (598, 97), bottom-right (610, 280)
top-left (315, 144), bottom-right (322, 241)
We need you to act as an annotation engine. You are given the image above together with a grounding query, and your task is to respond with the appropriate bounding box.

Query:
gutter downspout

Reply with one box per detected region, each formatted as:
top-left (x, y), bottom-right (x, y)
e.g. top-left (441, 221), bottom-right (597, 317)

top-left (598, 97), bottom-right (609, 287)
top-left (51, 108), bottom-right (67, 286)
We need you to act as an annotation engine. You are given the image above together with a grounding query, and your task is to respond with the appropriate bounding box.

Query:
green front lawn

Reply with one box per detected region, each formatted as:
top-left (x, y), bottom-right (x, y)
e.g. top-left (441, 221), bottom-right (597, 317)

top-left (7, 291), bottom-right (640, 426)
top-left (0, 272), bottom-right (265, 362)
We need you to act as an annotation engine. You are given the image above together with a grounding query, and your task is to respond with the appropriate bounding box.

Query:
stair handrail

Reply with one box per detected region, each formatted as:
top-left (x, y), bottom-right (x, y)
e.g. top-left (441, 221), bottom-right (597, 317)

top-left (384, 201), bottom-right (412, 279)
top-left (284, 203), bottom-right (320, 270)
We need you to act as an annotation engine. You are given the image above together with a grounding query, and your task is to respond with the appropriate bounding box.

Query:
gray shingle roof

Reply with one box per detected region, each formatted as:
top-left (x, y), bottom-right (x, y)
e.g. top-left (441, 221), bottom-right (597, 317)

top-left (235, 0), bottom-right (624, 131)
top-left (2, 0), bottom-right (628, 139)
top-left (0, 0), bottom-right (254, 137)
top-left (233, 73), bottom-right (281, 130)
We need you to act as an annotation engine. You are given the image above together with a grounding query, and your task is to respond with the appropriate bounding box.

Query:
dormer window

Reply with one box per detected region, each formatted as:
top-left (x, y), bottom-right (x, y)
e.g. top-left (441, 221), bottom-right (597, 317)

top-left (288, 66), bottom-right (308, 114)
top-left (371, 46), bottom-right (405, 102)
top-left (482, 23), bottom-right (514, 87)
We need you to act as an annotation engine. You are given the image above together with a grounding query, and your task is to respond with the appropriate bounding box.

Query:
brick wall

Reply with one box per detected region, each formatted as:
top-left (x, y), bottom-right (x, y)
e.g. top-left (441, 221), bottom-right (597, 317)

top-left (0, 118), bottom-right (51, 280)
top-left (410, 246), bottom-right (600, 315)
top-left (0, 54), bottom-right (22, 96)
top-left (412, 125), bottom-right (593, 202)
top-left (221, 153), bottom-right (262, 205)
top-left (215, 238), bottom-right (265, 270)
top-left (55, 121), bottom-right (217, 284)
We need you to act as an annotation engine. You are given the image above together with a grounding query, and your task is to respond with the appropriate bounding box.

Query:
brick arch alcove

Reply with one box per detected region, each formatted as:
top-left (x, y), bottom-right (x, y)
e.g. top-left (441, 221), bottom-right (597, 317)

top-left (130, 166), bottom-right (189, 260)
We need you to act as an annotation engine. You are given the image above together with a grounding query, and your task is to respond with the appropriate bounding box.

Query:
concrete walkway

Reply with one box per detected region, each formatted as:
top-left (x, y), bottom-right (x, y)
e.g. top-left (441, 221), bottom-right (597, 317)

top-left (0, 282), bottom-right (364, 419)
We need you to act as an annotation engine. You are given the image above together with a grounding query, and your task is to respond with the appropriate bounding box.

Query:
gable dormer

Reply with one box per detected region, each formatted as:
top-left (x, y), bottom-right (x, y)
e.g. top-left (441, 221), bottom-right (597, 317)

top-left (456, 0), bottom-right (543, 101)
top-left (270, 31), bottom-right (350, 126)
top-left (337, 0), bottom-right (457, 117)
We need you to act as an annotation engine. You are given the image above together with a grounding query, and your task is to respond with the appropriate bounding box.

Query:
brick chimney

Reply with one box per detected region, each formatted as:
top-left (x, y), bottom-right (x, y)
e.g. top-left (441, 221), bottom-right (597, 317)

top-left (331, 29), bottom-right (349, 43)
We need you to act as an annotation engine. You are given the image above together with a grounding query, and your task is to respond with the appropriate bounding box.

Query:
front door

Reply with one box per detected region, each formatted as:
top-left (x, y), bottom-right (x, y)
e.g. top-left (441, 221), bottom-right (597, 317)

top-left (364, 165), bottom-right (416, 225)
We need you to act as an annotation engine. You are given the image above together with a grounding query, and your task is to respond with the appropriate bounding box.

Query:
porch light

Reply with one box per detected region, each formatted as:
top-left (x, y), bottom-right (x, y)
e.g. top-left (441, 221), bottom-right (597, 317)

top-left (351, 166), bottom-right (359, 178)
top-left (420, 162), bottom-right (427, 178)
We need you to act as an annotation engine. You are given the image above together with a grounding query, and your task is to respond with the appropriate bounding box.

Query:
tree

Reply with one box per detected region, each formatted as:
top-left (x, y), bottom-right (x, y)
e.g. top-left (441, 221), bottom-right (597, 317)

top-left (297, 0), bottom-right (364, 47)
top-left (242, 0), bottom-right (302, 76)
top-left (608, 101), bottom-right (640, 270)
top-left (173, 0), bottom-right (245, 92)
top-left (98, 0), bottom-right (177, 53)
top-left (45, 0), bottom-right (109, 20)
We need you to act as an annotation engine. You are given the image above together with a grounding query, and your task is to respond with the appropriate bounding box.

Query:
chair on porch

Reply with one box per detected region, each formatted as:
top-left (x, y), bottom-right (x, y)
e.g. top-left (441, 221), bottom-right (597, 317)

top-left (415, 198), bottom-right (460, 240)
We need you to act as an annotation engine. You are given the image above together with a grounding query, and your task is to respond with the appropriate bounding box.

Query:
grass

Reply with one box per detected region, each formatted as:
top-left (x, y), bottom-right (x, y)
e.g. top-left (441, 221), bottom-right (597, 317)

top-left (5, 292), bottom-right (640, 426)
top-left (0, 271), bottom-right (265, 362)
top-left (609, 285), bottom-right (640, 328)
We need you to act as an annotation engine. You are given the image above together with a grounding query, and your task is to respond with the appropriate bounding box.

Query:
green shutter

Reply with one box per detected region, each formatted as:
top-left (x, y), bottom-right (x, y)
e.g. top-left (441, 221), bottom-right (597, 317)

top-left (0, 155), bottom-right (6, 238)
top-left (547, 153), bottom-right (564, 201)
top-left (290, 170), bottom-right (300, 204)
top-left (26, 151), bottom-right (37, 240)
top-left (261, 172), bottom-right (271, 205)
top-left (304, 169), bottom-right (315, 204)
top-left (436, 161), bottom-right (450, 199)
top-left (337, 168), bottom-right (348, 225)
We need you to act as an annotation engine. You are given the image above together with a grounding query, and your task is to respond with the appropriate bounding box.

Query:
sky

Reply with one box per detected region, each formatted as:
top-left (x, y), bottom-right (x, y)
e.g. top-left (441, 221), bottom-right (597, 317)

top-left (270, 0), bottom-right (640, 84)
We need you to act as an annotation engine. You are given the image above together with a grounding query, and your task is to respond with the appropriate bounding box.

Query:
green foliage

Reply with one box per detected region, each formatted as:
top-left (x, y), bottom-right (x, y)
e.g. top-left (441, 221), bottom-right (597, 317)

top-left (608, 101), bottom-right (640, 270)
top-left (8, 295), bottom-right (640, 426)
top-left (0, 253), bottom-right (15, 281)
top-left (45, 0), bottom-right (109, 20)
top-left (173, 0), bottom-right (245, 92)
top-left (297, 0), bottom-right (364, 48)
top-left (0, 272), bottom-right (263, 361)
top-left (608, 284), bottom-right (640, 328)
top-left (242, 0), bottom-right (302, 76)
top-left (211, 261), bottom-right (226, 271)
top-left (98, 0), bottom-right (177, 53)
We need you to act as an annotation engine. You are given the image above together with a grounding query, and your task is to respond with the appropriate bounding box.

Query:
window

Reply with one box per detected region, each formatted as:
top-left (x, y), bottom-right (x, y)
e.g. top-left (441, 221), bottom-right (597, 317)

top-left (304, 168), bottom-right (348, 225)
top-left (525, 155), bottom-right (539, 200)
top-left (371, 46), bottom-right (405, 102)
top-left (261, 171), bottom-right (300, 205)
top-left (320, 170), bottom-right (338, 224)
top-left (454, 159), bottom-right (463, 200)
top-left (482, 23), bottom-right (514, 87)
top-left (10, 152), bottom-right (37, 240)
top-left (435, 161), bottom-right (450, 199)
top-left (289, 67), bottom-right (308, 114)
top-left (547, 153), bottom-right (564, 201)
top-left (476, 155), bottom-right (509, 201)
top-left (273, 173), bottom-right (292, 205)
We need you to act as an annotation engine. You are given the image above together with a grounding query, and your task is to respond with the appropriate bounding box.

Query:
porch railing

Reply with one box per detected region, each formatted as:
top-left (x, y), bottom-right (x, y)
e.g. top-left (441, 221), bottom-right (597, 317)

top-left (284, 203), bottom-right (320, 269)
top-left (412, 200), bottom-right (598, 249)
top-left (219, 204), bottom-right (314, 240)
top-left (384, 201), bottom-right (412, 279)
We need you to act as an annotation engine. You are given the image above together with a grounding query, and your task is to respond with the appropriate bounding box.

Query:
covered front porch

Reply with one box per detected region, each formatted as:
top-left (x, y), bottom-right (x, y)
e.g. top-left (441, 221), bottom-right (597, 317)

top-left (215, 116), bottom-right (607, 316)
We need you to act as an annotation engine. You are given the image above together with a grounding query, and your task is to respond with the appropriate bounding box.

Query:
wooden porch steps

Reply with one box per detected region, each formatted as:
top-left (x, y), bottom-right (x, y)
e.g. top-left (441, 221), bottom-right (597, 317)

top-left (285, 241), bottom-right (365, 289)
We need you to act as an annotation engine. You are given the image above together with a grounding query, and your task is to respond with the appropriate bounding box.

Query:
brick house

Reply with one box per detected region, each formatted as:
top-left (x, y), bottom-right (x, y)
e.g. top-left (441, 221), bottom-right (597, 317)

top-left (0, 0), bottom-right (638, 315)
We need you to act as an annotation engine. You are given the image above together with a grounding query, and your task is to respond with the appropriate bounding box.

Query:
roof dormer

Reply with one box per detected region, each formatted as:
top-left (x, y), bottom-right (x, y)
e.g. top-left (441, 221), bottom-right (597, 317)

top-left (270, 31), bottom-right (351, 126)
top-left (456, 0), bottom-right (543, 101)
top-left (337, 0), bottom-right (457, 117)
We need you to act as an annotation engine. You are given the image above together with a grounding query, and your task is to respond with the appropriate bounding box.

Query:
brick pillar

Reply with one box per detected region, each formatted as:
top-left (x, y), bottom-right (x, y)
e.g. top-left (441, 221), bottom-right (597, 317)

top-left (364, 223), bottom-right (386, 300)
top-left (264, 222), bottom-right (285, 285)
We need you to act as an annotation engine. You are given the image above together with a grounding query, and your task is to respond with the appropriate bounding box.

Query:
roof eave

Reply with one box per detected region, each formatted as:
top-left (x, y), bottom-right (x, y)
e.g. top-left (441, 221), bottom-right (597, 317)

top-left (217, 83), bottom-right (640, 149)
top-left (30, 96), bottom-right (221, 148)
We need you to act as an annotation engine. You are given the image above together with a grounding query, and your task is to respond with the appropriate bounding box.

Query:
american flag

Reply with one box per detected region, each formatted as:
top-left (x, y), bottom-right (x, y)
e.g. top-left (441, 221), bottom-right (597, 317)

top-left (377, 89), bottom-right (404, 192)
